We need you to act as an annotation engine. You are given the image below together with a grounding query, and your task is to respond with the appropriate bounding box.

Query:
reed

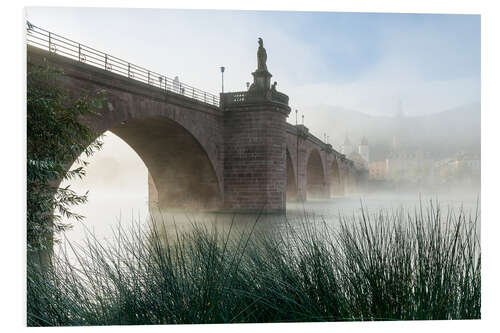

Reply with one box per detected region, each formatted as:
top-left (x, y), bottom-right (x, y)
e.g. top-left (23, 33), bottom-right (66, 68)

top-left (27, 202), bottom-right (480, 326)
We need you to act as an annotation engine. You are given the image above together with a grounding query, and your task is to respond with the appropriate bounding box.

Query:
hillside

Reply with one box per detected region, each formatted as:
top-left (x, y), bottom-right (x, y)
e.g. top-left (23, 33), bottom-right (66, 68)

top-left (306, 103), bottom-right (480, 161)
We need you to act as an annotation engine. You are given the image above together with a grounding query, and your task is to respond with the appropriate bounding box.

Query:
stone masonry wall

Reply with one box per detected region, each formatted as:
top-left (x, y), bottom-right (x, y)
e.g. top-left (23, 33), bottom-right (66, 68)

top-left (223, 103), bottom-right (290, 213)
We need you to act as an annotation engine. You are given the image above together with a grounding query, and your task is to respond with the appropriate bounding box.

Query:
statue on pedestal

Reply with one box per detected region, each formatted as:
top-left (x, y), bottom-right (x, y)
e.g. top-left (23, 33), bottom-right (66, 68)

top-left (257, 38), bottom-right (268, 72)
top-left (222, 37), bottom-right (289, 107)
top-left (250, 38), bottom-right (272, 92)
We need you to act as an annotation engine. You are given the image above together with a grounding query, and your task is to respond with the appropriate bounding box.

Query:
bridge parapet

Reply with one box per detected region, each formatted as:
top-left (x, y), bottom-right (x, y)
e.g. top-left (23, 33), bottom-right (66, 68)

top-left (322, 143), bottom-right (334, 153)
top-left (221, 89), bottom-right (289, 108)
top-left (286, 123), bottom-right (347, 159)
top-left (295, 124), bottom-right (309, 139)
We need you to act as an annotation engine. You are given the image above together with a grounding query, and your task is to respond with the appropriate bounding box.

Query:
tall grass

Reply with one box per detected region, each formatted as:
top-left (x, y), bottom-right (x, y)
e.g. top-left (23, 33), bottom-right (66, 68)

top-left (27, 202), bottom-right (480, 326)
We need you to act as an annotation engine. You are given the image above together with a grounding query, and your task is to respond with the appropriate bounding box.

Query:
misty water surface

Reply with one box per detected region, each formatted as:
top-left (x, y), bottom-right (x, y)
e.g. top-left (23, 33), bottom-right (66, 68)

top-left (58, 132), bottom-right (480, 250)
top-left (58, 189), bottom-right (480, 250)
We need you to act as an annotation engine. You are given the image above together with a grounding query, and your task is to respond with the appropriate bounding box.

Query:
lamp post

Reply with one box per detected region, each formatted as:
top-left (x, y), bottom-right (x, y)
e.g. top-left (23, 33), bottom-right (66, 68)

top-left (220, 66), bottom-right (225, 93)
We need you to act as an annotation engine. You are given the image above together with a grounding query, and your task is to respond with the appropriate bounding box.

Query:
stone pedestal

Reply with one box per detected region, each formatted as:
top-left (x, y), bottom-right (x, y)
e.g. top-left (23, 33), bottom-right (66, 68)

top-left (251, 69), bottom-right (272, 91)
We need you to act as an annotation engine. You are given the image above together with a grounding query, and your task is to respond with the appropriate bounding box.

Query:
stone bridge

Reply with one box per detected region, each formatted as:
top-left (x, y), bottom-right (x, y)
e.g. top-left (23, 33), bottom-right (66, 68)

top-left (285, 123), bottom-right (358, 203)
top-left (27, 29), bottom-right (360, 214)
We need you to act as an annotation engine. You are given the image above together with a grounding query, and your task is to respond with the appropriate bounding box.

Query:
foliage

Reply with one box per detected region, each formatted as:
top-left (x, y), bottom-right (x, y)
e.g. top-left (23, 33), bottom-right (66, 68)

top-left (27, 60), bottom-right (105, 253)
top-left (27, 203), bottom-right (480, 325)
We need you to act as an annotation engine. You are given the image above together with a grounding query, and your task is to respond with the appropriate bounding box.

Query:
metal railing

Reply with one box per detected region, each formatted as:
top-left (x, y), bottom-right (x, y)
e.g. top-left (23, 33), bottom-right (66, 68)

top-left (26, 21), bottom-right (220, 107)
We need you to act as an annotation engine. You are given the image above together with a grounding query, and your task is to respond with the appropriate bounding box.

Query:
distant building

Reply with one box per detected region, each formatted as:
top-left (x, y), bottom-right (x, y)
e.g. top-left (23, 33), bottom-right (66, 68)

top-left (391, 135), bottom-right (400, 151)
top-left (345, 136), bottom-right (370, 170)
top-left (434, 158), bottom-right (454, 180)
top-left (368, 160), bottom-right (387, 180)
top-left (457, 152), bottom-right (481, 173)
top-left (385, 150), bottom-right (434, 183)
top-left (436, 152), bottom-right (481, 183)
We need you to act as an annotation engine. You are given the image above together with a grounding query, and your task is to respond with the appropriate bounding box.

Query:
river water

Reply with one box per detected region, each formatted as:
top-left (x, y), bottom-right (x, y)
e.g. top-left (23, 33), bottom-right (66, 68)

top-left (60, 187), bottom-right (480, 249)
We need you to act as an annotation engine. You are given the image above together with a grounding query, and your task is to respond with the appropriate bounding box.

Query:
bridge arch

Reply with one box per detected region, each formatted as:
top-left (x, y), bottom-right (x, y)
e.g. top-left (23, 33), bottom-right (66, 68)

top-left (306, 148), bottom-right (326, 199)
top-left (330, 158), bottom-right (344, 196)
top-left (63, 79), bottom-right (224, 211)
top-left (285, 148), bottom-right (297, 202)
top-left (109, 115), bottom-right (222, 210)
top-left (345, 168), bottom-right (358, 194)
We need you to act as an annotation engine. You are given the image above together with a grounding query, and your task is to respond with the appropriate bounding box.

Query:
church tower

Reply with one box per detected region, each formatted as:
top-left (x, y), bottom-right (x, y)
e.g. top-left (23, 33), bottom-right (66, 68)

top-left (359, 136), bottom-right (369, 163)
top-left (342, 135), bottom-right (353, 155)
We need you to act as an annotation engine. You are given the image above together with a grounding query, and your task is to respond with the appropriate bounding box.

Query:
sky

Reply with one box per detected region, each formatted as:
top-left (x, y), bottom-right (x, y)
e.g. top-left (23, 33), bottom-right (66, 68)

top-left (26, 8), bottom-right (480, 118)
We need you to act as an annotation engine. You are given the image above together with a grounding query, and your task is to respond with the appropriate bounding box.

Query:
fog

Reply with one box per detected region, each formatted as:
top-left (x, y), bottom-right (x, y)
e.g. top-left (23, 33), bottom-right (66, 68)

top-left (34, 8), bottom-right (479, 245)
top-left (59, 132), bottom-right (149, 244)
top-left (59, 131), bottom-right (480, 248)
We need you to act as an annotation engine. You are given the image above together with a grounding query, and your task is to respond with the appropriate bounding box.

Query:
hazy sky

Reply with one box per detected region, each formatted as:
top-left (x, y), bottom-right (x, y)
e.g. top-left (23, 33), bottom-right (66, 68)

top-left (26, 8), bottom-right (480, 117)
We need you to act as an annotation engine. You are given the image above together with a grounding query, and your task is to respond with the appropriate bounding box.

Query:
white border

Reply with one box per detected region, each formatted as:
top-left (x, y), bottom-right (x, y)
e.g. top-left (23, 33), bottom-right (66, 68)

top-left (3, 1), bottom-right (498, 332)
